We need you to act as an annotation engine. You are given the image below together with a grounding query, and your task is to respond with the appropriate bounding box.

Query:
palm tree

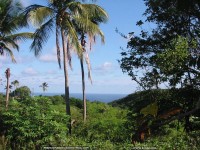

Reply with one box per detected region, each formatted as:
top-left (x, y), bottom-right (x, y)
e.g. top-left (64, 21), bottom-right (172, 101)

top-left (77, 13), bottom-right (108, 122)
top-left (0, 0), bottom-right (33, 63)
top-left (11, 80), bottom-right (19, 96)
top-left (40, 82), bottom-right (48, 93)
top-left (5, 68), bottom-right (10, 109)
top-left (23, 0), bottom-right (108, 134)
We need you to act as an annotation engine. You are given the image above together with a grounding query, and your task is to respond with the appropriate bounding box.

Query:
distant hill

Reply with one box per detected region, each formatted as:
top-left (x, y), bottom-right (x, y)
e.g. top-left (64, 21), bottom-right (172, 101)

top-left (109, 88), bottom-right (200, 114)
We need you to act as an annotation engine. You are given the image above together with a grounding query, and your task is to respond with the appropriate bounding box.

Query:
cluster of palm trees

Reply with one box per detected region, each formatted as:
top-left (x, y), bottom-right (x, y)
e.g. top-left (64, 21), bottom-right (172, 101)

top-left (0, 0), bottom-right (108, 134)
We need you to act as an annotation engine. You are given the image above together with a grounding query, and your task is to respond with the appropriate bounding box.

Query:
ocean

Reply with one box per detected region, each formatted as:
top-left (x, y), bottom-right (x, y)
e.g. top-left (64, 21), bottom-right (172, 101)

top-left (34, 93), bottom-right (127, 103)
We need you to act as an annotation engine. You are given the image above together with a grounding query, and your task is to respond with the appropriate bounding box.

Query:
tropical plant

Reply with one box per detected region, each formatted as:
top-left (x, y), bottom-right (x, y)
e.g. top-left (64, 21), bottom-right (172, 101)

top-left (77, 7), bottom-right (108, 122)
top-left (39, 82), bottom-right (48, 93)
top-left (23, 0), bottom-right (108, 134)
top-left (0, 97), bottom-right (68, 149)
top-left (0, 0), bottom-right (33, 63)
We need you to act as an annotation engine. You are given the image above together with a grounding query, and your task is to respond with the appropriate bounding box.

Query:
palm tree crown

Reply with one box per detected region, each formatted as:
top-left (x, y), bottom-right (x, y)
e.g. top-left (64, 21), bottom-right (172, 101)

top-left (0, 0), bottom-right (33, 62)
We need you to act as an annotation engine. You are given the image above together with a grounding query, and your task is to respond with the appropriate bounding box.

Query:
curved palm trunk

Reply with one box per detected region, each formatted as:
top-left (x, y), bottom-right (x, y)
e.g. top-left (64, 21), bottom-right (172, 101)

top-left (61, 29), bottom-right (71, 135)
top-left (80, 57), bottom-right (86, 122)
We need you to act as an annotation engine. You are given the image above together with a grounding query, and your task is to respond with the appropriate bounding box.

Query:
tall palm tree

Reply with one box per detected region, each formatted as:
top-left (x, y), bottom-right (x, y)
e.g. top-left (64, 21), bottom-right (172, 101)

top-left (0, 0), bottom-right (33, 63)
top-left (11, 80), bottom-right (19, 96)
top-left (5, 68), bottom-right (10, 109)
top-left (23, 0), bottom-right (108, 134)
top-left (40, 82), bottom-right (48, 93)
top-left (77, 12), bottom-right (108, 122)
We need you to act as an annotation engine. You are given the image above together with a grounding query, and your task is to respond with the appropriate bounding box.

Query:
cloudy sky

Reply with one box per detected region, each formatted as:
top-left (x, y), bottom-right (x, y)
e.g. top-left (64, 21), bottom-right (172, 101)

top-left (0, 0), bottom-right (150, 94)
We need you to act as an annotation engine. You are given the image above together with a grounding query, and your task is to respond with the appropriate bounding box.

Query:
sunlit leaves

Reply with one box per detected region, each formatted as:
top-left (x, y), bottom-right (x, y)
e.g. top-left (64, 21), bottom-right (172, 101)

top-left (157, 36), bottom-right (191, 75)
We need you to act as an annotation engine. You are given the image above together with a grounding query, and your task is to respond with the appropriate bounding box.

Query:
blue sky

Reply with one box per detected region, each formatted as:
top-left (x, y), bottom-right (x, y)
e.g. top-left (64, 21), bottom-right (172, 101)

top-left (0, 0), bottom-right (150, 94)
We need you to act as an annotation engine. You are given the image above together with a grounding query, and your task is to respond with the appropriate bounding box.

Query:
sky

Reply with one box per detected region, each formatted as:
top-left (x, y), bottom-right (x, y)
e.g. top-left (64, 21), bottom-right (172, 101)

top-left (0, 0), bottom-right (151, 94)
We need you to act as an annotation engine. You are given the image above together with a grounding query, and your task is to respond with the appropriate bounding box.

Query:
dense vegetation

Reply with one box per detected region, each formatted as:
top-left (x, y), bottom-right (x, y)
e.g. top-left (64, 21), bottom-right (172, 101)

top-left (0, 91), bottom-right (130, 149)
top-left (110, 89), bottom-right (200, 149)
top-left (0, 0), bottom-right (200, 149)
top-left (0, 88), bottom-right (200, 149)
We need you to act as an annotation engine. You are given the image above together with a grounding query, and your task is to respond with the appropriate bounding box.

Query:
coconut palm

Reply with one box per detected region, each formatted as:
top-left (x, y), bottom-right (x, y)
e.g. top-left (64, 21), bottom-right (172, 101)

top-left (23, 0), bottom-right (108, 134)
top-left (0, 0), bottom-right (33, 62)
top-left (40, 82), bottom-right (48, 93)
top-left (11, 80), bottom-right (19, 96)
top-left (77, 13), bottom-right (108, 122)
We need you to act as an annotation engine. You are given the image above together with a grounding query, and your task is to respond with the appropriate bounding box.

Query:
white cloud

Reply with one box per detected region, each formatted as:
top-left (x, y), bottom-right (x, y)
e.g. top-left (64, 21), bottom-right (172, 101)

top-left (45, 70), bottom-right (58, 75)
top-left (102, 62), bottom-right (112, 69)
top-left (94, 62), bottom-right (113, 71)
top-left (39, 54), bottom-right (57, 63)
top-left (22, 67), bottom-right (38, 76)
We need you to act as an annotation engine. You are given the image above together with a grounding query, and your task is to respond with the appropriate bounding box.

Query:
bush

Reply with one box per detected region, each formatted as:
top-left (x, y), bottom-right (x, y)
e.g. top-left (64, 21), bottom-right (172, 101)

top-left (13, 86), bottom-right (31, 99)
top-left (0, 97), bottom-right (69, 149)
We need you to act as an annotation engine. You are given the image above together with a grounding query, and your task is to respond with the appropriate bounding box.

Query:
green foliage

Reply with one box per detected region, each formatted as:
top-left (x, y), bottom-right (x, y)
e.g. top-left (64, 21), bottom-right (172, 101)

top-left (0, 93), bottom-right (199, 149)
top-left (0, 97), bottom-right (69, 149)
top-left (14, 86), bottom-right (31, 99)
top-left (157, 36), bottom-right (190, 74)
top-left (134, 127), bottom-right (200, 150)
top-left (49, 95), bottom-right (65, 105)
top-left (111, 89), bottom-right (200, 146)
top-left (119, 0), bottom-right (200, 89)
top-left (70, 97), bottom-right (83, 109)
top-left (73, 101), bottom-right (129, 143)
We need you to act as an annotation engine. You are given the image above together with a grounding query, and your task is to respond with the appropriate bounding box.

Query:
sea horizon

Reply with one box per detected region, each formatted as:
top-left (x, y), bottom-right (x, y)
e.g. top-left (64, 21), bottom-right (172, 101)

top-left (33, 92), bottom-right (128, 103)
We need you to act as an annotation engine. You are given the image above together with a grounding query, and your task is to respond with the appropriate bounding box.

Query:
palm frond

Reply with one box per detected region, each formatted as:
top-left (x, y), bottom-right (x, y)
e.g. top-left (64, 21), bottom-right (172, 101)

top-left (21, 4), bottom-right (52, 27)
top-left (3, 45), bottom-right (16, 63)
top-left (62, 16), bottom-right (82, 56)
top-left (67, 1), bottom-right (85, 16)
top-left (0, 1), bottom-right (24, 34)
top-left (29, 7), bottom-right (54, 27)
top-left (2, 38), bottom-right (19, 50)
top-left (30, 18), bottom-right (55, 56)
top-left (74, 16), bottom-right (105, 44)
top-left (81, 4), bottom-right (108, 24)
top-left (6, 32), bottom-right (34, 42)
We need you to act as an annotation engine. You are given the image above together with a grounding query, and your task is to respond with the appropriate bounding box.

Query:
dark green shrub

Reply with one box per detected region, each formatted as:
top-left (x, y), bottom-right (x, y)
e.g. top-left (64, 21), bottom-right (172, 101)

top-left (14, 86), bottom-right (31, 99)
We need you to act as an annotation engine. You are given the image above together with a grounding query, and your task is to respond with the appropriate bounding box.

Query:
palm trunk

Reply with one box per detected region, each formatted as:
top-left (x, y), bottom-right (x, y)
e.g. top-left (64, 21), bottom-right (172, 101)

top-left (80, 57), bottom-right (86, 122)
top-left (61, 29), bottom-right (71, 135)
top-left (5, 76), bottom-right (10, 109)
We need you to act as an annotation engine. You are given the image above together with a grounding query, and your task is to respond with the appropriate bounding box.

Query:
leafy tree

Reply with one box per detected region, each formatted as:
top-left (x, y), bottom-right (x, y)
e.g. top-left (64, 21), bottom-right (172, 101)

top-left (119, 0), bottom-right (200, 134)
top-left (119, 0), bottom-right (200, 89)
top-left (39, 82), bottom-right (48, 93)
top-left (23, 0), bottom-right (108, 134)
top-left (14, 86), bottom-right (31, 99)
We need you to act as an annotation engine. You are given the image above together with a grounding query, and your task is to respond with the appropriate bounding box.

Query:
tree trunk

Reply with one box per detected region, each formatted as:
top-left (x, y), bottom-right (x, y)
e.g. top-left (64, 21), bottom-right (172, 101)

top-left (5, 74), bottom-right (10, 109)
top-left (61, 29), bottom-right (71, 135)
top-left (80, 57), bottom-right (86, 122)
